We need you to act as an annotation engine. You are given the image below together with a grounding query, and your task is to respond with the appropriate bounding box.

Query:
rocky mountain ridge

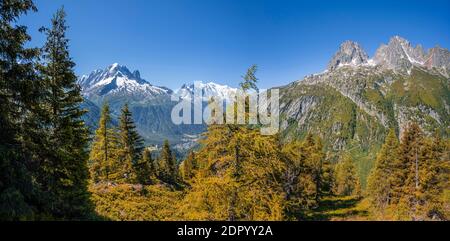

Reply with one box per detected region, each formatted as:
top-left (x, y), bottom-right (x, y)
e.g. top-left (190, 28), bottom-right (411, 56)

top-left (326, 36), bottom-right (449, 76)
top-left (277, 36), bottom-right (449, 184)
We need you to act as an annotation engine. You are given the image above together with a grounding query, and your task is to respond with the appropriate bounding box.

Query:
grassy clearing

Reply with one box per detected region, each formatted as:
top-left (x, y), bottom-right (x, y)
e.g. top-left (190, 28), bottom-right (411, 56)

top-left (304, 196), bottom-right (371, 221)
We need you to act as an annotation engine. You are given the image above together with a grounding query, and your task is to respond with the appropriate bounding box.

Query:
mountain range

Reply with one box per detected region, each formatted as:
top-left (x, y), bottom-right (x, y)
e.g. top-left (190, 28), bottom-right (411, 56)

top-left (78, 63), bottom-right (237, 152)
top-left (78, 36), bottom-right (449, 176)
top-left (277, 36), bottom-right (449, 184)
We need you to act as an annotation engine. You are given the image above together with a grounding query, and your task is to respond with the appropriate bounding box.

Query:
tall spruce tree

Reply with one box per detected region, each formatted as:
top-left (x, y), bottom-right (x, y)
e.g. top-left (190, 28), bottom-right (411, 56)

top-left (89, 103), bottom-right (118, 183)
top-left (0, 0), bottom-right (40, 220)
top-left (117, 104), bottom-right (144, 183)
top-left (37, 7), bottom-right (91, 218)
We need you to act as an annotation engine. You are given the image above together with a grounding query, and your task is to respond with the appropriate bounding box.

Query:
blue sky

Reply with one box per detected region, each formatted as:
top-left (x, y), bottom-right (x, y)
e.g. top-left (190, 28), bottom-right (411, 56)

top-left (20, 0), bottom-right (450, 89)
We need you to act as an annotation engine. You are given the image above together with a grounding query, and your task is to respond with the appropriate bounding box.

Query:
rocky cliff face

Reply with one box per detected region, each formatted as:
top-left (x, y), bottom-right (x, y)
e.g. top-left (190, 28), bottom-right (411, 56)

top-left (425, 46), bottom-right (450, 77)
top-left (327, 41), bottom-right (369, 71)
top-left (278, 36), bottom-right (449, 185)
top-left (372, 36), bottom-right (450, 77)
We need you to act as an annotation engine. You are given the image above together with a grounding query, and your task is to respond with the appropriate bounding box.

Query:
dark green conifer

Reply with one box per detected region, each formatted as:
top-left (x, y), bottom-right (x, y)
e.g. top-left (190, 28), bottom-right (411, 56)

top-left (37, 7), bottom-right (92, 218)
top-left (157, 140), bottom-right (177, 183)
top-left (117, 104), bottom-right (144, 183)
top-left (0, 0), bottom-right (41, 220)
top-left (136, 148), bottom-right (155, 185)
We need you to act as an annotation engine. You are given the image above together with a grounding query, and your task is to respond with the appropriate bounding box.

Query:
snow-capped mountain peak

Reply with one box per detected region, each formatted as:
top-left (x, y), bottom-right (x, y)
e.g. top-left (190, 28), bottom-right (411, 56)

top-left (373, 36), bottom-right (427, 70)
top-left (78, 63), bottom-right (171, 99)
top-left (176, 81), bottom-right (237, 101)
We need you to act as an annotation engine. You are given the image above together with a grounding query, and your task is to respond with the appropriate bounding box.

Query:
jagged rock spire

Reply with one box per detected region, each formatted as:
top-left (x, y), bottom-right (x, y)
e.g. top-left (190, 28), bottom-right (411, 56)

top-left (327, 40), bottom-right (369, 71)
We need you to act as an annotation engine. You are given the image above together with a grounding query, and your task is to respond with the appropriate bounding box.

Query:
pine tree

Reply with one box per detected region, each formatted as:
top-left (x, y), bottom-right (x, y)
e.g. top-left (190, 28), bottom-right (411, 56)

top-left (334, 155), bottom-right (361, 197)
top-left (36, 7), bottom-right (92, 218)
top-left (117, 104), bottom-right (144, 183)
top-left (0, 0), bottom-right (40, 220)
top-left (367, 129), bottom-right (399, 214)
top-left (89, 103), bottom-right (118, 183)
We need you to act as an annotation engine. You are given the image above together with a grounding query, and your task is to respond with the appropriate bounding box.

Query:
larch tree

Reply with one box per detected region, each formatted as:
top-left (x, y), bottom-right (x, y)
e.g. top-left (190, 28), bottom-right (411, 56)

top-left (404, 126), bottom-right (447, 220)
top-left (417, 133), bottom-right (448, 220)
top-left (281, 136), bottom-right (329, 219)
top-left (177, 66), bottom-right (286, 221)
top-left (227, 64), bottom-right (262, 220)
top-left (239, 64), bottom-right (259, 93)
top-left (368, 125), bottom-right (449, 220)
top-left (334, 155), bottom-right (361, 197)
top-left (89, 103), bottom-right (118, 183)
top-left (181, 151), bottom-right (197, 182)
top-left (281, 140), bottom-right (314, 218)
top-left (178, 125), bottom-right (285, 221)
top-left (367, 129), bottom-right (399, 214)
top-left (303, 134), bottom-right (327, 203)
top-left (394, 123), bottom-right (424, 219)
